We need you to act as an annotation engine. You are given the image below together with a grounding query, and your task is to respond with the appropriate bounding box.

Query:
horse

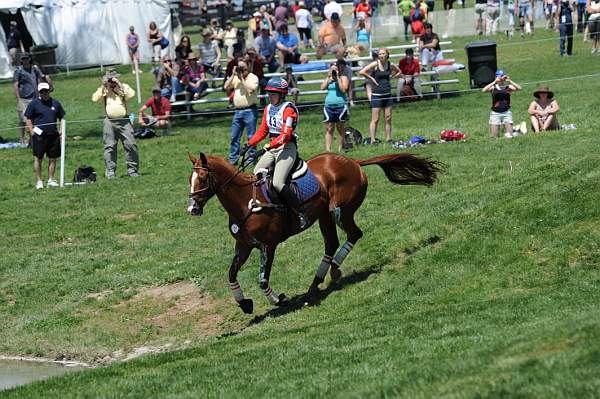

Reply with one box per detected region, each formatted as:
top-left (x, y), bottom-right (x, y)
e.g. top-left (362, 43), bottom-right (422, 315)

top-left (187, 151), bottom-right (440, 314)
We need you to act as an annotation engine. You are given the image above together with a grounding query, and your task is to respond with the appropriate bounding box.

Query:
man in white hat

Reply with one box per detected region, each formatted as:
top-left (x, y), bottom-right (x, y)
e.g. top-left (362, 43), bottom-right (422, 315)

top-left (24, 82), bottom-right (65, 190)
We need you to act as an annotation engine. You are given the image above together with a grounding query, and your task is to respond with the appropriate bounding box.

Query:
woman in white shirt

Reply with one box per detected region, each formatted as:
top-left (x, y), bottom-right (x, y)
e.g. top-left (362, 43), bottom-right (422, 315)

top-left (295, 2), bottom-right (315, 48)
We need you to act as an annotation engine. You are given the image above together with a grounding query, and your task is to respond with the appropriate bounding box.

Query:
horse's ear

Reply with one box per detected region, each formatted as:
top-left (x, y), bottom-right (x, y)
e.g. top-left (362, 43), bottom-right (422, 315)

top-left (188, 152), bottom-right (198, 165)
top-left (199, 153), bottom-right (208, 168)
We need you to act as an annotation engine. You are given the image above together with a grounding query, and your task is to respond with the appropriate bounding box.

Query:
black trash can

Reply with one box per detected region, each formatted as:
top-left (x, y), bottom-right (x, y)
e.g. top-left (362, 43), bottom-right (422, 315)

top-left (465, 41), bottom-right (497, 89)
top-left (30, 43), bottom-right (58, 74)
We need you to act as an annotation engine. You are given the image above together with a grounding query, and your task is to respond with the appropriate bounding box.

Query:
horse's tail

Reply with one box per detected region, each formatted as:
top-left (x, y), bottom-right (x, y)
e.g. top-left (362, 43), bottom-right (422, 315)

top-left (356, 153), bottom-right (441, 186)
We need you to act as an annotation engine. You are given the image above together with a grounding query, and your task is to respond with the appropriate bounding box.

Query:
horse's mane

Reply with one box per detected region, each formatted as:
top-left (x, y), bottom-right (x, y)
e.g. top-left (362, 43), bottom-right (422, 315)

top-left (207, 155), bottom-right (254, 186)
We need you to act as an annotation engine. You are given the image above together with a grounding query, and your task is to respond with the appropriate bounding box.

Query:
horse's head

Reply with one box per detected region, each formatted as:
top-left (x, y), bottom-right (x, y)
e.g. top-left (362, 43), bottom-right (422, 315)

top-left (187, 152), bottom-right (215, 216)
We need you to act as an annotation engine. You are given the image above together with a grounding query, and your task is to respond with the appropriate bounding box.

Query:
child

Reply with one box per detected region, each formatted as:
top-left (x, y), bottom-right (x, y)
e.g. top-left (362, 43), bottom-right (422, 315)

top-left (285, 65), bottom-right (300, 104)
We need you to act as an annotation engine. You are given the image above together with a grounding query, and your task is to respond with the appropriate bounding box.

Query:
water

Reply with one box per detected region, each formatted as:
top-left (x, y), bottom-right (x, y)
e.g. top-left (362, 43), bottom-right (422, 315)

top-left (0, 360), bottom-right (84, 391)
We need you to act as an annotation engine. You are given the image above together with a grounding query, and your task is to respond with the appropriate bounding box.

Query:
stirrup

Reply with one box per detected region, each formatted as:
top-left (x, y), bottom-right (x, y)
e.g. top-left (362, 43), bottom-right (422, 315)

top-left (298, 212), bottom-right (308, 229)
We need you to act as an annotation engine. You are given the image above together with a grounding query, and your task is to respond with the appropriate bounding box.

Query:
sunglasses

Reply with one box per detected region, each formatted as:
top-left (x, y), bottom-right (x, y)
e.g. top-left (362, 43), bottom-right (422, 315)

top-left (39, 89), bottom-right (50, 93)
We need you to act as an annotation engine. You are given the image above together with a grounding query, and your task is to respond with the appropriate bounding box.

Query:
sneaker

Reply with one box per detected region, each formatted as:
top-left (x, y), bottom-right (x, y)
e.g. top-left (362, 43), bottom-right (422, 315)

top-left (128, 172), bottom-right (141, 177)
top-left (504, 132), bottom-right (513, 139)
top-left (106, 174), bottom-right (117, 180)
top-left (35, 180), bottom-right (44, 190)
top-left (520, 121), bottom-right (528, 134)
top-left (47, 179), bottom-right (59, 187)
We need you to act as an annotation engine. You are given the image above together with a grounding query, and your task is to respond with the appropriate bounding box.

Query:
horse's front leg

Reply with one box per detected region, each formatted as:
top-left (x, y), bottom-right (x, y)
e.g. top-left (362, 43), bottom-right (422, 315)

top-left (259, 245), bottom-right (287, 306)
top-left (229, 241), bottom-right (254, 314)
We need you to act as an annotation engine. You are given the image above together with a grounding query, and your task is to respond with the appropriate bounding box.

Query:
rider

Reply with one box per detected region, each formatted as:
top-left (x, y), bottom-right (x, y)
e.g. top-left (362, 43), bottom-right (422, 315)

top-left (241, 77), bottom-right (308, 228)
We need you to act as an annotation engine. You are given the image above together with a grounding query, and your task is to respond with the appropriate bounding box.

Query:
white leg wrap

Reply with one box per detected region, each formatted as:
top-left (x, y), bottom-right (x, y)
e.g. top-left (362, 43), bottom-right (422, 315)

top-left (332, 241), bottom-right (354, 268)
top-left (316, 255), bottom-right (333, 279)
top-left (230, 281), bottom-right (244, 302)
top-left (262, 285), bottom-right (280, 305)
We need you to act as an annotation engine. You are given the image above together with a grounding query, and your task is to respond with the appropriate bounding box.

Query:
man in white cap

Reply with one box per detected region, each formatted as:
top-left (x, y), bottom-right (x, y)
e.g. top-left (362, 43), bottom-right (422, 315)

top-left (92, 68), bottom-right (139, 178)
top-left (24, 82), bottom-right (65, 190)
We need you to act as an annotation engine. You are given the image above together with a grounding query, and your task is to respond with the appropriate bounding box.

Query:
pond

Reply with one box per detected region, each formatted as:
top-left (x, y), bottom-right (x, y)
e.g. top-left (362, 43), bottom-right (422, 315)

top-left (0, 359), bottom-right (84, 391)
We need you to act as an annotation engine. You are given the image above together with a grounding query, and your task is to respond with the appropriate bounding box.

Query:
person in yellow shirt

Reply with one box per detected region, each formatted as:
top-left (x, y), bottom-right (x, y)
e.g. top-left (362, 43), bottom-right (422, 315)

top-left (92, 68), bottom-right (139, 178)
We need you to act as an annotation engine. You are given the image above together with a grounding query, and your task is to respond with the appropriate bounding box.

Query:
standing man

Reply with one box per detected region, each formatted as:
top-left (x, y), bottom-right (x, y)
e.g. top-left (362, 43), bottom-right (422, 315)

top-left (25, 82), bottom-right (65, 190)
top-left (223, 59), bottom-right (259, 165)
top-left (138, 88), bottom-right (172, 135)
top-left (91, 68), bottom-right (140, 178)
top-left (13, 53), bottom-right (50, 145)
top-left (7, 21), bottom-right (25, 66)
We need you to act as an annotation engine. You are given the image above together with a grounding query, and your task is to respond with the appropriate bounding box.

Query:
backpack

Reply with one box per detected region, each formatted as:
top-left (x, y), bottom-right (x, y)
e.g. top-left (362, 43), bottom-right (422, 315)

top-left (134, 126), bottom-right (156, 139)
top-left (344, 126), bottom-right (363, 149)
top-left (440, 130), bottom-right (466, 141)
top-left (73, 165), bottom-right (97, 183)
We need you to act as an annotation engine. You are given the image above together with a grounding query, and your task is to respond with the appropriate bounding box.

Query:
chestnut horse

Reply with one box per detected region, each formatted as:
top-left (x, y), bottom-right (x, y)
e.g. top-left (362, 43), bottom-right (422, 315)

top-left (188, 152), bottom-right (440, 314)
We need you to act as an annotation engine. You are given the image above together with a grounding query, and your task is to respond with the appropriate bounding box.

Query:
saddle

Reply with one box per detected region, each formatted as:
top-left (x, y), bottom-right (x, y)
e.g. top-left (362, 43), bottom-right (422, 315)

top-left (252, 156), bottom-right (320, 210)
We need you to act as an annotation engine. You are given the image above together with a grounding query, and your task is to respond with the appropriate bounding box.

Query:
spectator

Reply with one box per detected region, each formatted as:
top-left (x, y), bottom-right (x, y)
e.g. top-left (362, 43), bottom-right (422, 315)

top-left (295, 1), bottom-right (315, 48)
top-left (475, 0), bottom-right (487, 35)
top-left (275, 1), bottom-right (290, 31)
top-left (516, 0), bottom-right (535, 36)
top-left (7, 21), bottom-right (25, 66)
top-left (398, 0), bottom-right (416, 41)
top-left (577, 0), bottom-right (587, 32)
top-left (507, 0), bottom-right (516, 39)
top-left (232, 29), bottom-right (248, 60)
top-left (481, 69), bottom-right (522, 139)
top-left (486, 0), bottom-right (501, 35)
top-left (156, 55), bottom-right (182, 101)
top-left (337, 58), bottom-right (354, 106)
top-left (223, 20), bottom-right (239, 60)
top-left (321, 63), bottom-right (350, 152)
top-left (277, 24), bottom-right (302, 65)
top-left (444, 0), bottom-right (455, 9)
top-left (126, 26), bottom-right (142, 74)
top-left (249, 11), bottom-right (264, 38)
top-left (13, 53), bottom-right (51, 145)
top-left (354, 0), bottom-right (372, 21)
top-left (556, 0), bottom-right (574, 56)
top-left (355, 17), bottom-right (371, 49)
top-left (359, 47), bottom-right (401, 145)
top-left (138, 88), bottom-right (172, 135)
top-left (91, 68), bottom-right (139, 178)
top-left (545, 0), bottom-right (558, 28)
top-left (397, 48), bottom-right (423, 99)
top-left (324, 0), bottom-right (343, 20)
top-left (285, 65), bottom-right (301, 104)
top-left (259, 5), bottom-right (275, 34)
top-left (184, 54), bottom-right (208, 100)
top-left (317, 12), bottom-right (347, 59)
top-left (24, 82), bottom-right (65, 190)
top-left (147, 21), bottom-right (164, 63)
top-left (418, 22), bottom-right (443, 70)
top-left (209, 18), bottom-right (224, 47)
top-left (588, 0), bottom-right (600, 52)
top-left (425, 0), bottom-right (435, 11)
top-left (199, 28), bottom-right (222, 79)
top-left (255, 27), bottom-right (280, 72)
top-left (410, 0), bottom-right (428, 41)
top-left (245, 47), bottom-right (265, 81)
top-left (223, 59), bottom-right (259, 164)
top-left (175, 35), bottom-right (193, 66)
top-left (528, 85), bottom-right (560, 132)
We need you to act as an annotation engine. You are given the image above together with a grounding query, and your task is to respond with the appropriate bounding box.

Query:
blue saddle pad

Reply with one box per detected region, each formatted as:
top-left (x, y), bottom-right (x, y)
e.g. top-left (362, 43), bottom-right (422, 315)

top-left (260, 167), bottom-right (320, 205)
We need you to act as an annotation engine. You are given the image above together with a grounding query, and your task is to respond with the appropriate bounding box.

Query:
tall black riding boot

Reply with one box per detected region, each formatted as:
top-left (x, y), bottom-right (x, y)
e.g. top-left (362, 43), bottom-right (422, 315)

top-left (279, 185), bottom-right (308, 229)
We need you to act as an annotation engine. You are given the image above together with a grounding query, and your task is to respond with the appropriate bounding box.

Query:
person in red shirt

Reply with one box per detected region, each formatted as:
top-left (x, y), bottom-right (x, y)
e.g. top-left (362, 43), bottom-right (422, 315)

top-left (240, 77), bottom-right (307, 228)
top-left (138, 88), bottom-right (172, 134)
top-left (397, 48), bottom-right (423, 99)
top-left (354, 0), bottom-right (372, 20)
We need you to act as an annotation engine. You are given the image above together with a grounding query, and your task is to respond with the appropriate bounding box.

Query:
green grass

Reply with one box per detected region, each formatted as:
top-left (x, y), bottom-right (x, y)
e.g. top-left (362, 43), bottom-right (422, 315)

top-left (1, 29), bottom-right (600, 397)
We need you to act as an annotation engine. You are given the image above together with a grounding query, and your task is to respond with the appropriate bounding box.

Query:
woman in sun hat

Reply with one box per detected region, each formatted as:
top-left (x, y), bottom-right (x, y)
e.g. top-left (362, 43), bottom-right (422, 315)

top-left (482, 69), bottom-right (522, 139)
top-left (528, 84), bottom-right (560, 132)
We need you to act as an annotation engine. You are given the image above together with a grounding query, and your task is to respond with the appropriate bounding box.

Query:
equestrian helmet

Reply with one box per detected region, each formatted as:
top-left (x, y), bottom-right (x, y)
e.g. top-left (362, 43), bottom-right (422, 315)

top-left (265, 77), bottom-right (289, 93)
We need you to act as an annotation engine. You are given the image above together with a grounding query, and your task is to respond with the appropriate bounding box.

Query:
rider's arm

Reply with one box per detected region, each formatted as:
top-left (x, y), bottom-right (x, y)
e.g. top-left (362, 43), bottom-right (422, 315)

top-left (267, 105), bottom-right (298, 149)
top-left (248, 108), bottom-right (269, 146)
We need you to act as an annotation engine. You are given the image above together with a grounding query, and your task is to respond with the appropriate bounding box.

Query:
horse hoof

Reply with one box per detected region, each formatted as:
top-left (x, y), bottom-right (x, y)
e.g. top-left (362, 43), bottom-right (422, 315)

top-left (276, 293), bottom-right (288, 306)
top-left (330, 267), bottom-right (342, 282)
top-left (238, 298), bottom-right (254, 314)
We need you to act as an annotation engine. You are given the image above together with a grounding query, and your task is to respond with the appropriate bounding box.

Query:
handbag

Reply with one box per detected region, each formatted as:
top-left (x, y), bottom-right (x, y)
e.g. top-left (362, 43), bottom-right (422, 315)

top-left (159, 37), bottom-right (169, 49)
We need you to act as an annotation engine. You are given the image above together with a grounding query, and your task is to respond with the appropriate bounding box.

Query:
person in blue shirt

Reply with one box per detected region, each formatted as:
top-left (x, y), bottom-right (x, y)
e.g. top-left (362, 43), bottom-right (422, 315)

top-left (276, 24), bottom-right (302, 65)
top-left (254, 27), bottom-right (279, 72)
top-left (24, 82), bottom-right (66, 190)
top-left (321, 61), bottom-right (350, 152)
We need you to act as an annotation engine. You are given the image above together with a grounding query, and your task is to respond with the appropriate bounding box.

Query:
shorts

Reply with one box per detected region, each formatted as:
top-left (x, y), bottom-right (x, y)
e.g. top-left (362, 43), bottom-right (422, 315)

top-left (589, 18), bottom-right (600, 38)
top-left (321, 43), bottom-right (345, 55)
top-left (371, 94), bottom-right (394, 108)
top-left (32, 133), bottom-right (60, 159)
top-left (519, 3), bottom-right (533, 17)
top-left (475, 3), bottom-right (487, 14)
top-left (283, 52), bottom-right (302, 64)
top-left (298, 27), bottom-right (312, 41)
top-left (323, 104), bottom-right (349, 123)
top-left (489, 110), bottom-right (513, 125)
top-left (16, 98), bottom-right (32, 124)
top-left (128, 46), bottom-right (139, 56)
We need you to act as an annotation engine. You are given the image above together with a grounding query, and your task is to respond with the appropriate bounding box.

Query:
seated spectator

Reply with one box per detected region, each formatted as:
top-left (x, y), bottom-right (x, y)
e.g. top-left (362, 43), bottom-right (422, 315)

top-left (317, 12), bottom-right (347, 59)
top-left (254, 27), bottom-right (279, 72)
top-left (156, 55), bottom-right (182, 101)
top-left (183, 54), bottom-right (208, 100)
top-left (138, 88), bottom-right (172, 135)
top-left (417, 22), bottom-right (443, 70)
top-left (249, 12), bottom-right (264, 38)
top-left (397, 48), bottom-right (423, 99)
top-left (209, 18), bottom-right (224, 47)
top-left (285, 65), bottom-right (300, 104)
top-left (528, 84), bottom-right (560, 132)
top-left (277, 24), bottom-right (302, 65)
top-left (245, 47), bottom-right (265, 82)
top-left (198, 28), bottom-right (222, 78)
top-left (274, 1), bottom-right (290, 32)
top-left (259, 5), bottom-right (275, 34)
top-left (354, 17), bottom-right (371, 49)
top-left (223, 20), bottom-right (238, 59)
top-left (175, 35), bottom-right (193, 66)
top-left (232, 29), bottom-right (247, 60)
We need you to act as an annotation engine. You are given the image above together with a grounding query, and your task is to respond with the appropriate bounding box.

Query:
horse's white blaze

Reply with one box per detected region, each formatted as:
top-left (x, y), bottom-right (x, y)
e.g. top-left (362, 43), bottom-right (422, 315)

top-left (191, 171), bottom-right (198, 194)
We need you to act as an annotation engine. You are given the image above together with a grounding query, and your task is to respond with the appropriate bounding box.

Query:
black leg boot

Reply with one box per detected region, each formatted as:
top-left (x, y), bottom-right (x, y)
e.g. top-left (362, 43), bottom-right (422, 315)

top-left (279, 185), bottom-right (308, 229)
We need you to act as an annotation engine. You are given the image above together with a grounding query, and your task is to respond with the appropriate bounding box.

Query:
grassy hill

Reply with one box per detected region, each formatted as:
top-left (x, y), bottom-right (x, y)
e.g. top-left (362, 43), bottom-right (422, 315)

top-left (1, 30), bottom-right (600, 397)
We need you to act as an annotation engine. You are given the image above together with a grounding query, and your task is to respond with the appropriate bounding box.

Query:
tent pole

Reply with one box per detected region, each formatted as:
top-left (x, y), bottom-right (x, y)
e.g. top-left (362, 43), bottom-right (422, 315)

top-left (135, 66), bottom-right (142, 104)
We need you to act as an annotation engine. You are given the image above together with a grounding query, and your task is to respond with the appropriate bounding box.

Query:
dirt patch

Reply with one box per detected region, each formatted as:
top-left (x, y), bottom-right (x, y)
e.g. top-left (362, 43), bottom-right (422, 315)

top-left (116, 234), bottom-right (137, 241)
top-left (117, 213), bottom-right (137, 220)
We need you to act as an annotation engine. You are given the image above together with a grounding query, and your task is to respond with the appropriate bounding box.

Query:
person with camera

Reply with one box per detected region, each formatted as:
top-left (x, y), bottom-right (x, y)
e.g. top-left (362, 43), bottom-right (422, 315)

top-left (321, 61), bottom-right (350, 152)
top-left (24, 82), bottom-right (65, 190)
top-left (482, 69), bottom-right (522, 139)
top-left (92, 68), bottom-right (139, 178)
top-left (223, 59), bottom-right (259, 165)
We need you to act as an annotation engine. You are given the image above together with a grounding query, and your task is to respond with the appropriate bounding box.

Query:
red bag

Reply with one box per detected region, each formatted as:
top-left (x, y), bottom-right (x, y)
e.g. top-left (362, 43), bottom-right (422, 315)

top-left (440, 130), bottom-right (466, 141)
top-left (411, 20), bottom-right (424, 35)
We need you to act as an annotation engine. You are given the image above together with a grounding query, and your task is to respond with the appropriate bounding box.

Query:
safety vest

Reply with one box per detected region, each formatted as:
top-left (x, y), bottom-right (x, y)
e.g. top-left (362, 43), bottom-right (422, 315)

top-left (266, 101), bottom-right (298, 137)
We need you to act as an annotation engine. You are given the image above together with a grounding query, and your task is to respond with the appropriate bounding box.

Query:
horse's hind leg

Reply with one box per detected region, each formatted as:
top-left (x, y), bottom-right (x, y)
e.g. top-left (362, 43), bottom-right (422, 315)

top-left (309, 214), bottom-right (340, 293)
top-left (330, 209), bottom-right (364, 282)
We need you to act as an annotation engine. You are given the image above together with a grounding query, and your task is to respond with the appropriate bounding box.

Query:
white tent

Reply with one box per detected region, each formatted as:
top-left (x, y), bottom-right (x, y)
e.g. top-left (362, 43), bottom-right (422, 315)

top-left (0, 0), bottom-right (172, 78)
